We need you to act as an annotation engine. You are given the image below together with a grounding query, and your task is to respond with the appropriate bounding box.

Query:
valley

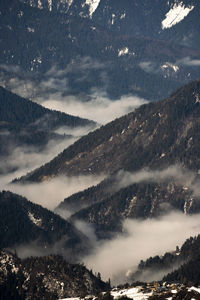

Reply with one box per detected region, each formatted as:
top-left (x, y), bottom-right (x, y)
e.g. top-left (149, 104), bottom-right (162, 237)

top-left (1, 0), bottom-right (200, 299)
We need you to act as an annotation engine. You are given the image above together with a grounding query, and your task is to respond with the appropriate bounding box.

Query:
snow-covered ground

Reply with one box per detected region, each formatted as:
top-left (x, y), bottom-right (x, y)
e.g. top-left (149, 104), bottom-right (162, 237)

top-left (189, 286), bottom-right (200, 294)
top-left (111, 287), bottom-right (152, 299)
top-left (60, 287), bottom-right (152, 300)
top-left (162, 2), bottom-right (194, 29)
top-left (60, 285), bottom-right (200, 300)
top-left (85, 0), bottom-right (101, 17)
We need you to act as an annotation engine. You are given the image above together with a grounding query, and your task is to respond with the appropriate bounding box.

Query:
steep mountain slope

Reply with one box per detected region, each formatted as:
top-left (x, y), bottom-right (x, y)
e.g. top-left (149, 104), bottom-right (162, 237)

top-left (55, 176), bottom-right (115, 216)
top-left (0, 86), bottom-right (92, 129)
top-left (0, 249), bottom-right (109, 299)
top-left (1, 0), bottom-right (200, 100)
top-left (69, 181), bottom-right (200, 238)
top-left (0, 191), bottom-right (89, 259)
top-left (20, 0), bottom-right (200, 51)
top-left (93, 0), bottom-right (200, 49)
top-left (19, 79), bottom-right (200, 183)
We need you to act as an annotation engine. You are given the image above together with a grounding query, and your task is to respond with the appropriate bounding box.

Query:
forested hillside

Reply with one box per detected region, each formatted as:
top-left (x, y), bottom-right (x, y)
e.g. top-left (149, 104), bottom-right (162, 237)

top-left (18, 79), bottom-right (200, 181)
top-left (0, 249), bottom-right (109, 299)
top-left (0, 191), bottom-right (89, 259)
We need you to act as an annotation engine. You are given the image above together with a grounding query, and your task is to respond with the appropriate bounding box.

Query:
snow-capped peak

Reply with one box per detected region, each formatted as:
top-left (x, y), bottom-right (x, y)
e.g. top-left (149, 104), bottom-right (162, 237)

top-left (162, 2), bottom-right (194, 29)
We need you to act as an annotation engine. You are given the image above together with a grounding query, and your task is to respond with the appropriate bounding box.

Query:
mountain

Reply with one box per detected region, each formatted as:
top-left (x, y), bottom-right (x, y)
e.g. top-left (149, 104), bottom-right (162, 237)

top-left (18, 79), bottom-right (200, 182)
top-left (0, 191), bottom-right (90, 259)
top-left (14, 79), bottom-right (200, 237)
top-left (92, 0), bottom-right (200, 50)
top-left (2, 245), bottom-right (199, 300)
top-left (1, 0), bottom-right (200, 101)
top-left (69, 181), bottom-right (200, 238)
top-left (55, 169), bottom-right (200, 238)
top-left (0, 86), bottom-right (93, 129)
top-left (20, 0), bottom-right (200, 50)
top-left (0, 249), bottom-right (109, 300)
top-left (0, 86), bottom-right (95, 174)
top-left (130, 234), bottom-right (200, 285)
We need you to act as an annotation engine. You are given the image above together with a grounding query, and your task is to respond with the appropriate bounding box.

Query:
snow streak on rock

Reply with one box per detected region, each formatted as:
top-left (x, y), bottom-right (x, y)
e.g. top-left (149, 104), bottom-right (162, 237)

top-left (162, 2), bottom-right (194, 29)
top-left (118, 47), bottom-right (129, 57)
top-left (85, 0), bottom-right (101, 17)
top-left (28, 212), bottom-right (42, 227)
top-left (48, 0), bottom-right (53, 11)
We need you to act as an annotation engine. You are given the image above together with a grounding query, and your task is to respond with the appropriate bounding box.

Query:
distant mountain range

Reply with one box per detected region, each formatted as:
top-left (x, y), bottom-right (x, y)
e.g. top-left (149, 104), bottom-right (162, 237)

top-left (1, 0), bottom-right (200, 101)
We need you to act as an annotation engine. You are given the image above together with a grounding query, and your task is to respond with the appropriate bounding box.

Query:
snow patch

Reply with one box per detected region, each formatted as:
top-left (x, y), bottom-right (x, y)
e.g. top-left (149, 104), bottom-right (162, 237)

top-left (28, 0), bottom-right (35, 7)
top-left (67, 0), bottom-right (74, 9)
top-left (48, 0), bottom-right (53, 11)
top-left (111, 13), bottom-right (116, 25)
top-left (118, 47), bottom-right (129, 56)
top-left (17, 11), bottom-right (24, 18)
top-left (27, 27), bottom-right (35, 33)
top-left (109, 136), bottom-right (113, 142)
top-left (161, 62), bottom-right (179, 72)
top-left (120, 13), bottom-right (126, 19)
top-left (38, 0), bottom-right (43, 9)
top-left (162, 3), bottom-right (194, 29)
top-left (60, 298), bottom-right (80, 300)
top-left (85, 0), bottom-right (101, 17)
top-left (111, 287), bottom-right (152, 299)
top-left (28, 212), bottom-right (42, 227)
top-left (195, 93), bottom-right (200, 104)
top-left (189, 287), bottom-right (200, 294)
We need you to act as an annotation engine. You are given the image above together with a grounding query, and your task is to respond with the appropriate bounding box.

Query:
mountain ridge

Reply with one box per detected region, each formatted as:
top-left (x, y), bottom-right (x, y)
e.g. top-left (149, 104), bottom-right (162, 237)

top-left (0, 190), bottom-right (90, 260)
top-left (0, 86), bottom-right (95, 174)
top-left (0, 248), bottom-right (109, 299)
top-left (16, 79), bottom-right (200, 183)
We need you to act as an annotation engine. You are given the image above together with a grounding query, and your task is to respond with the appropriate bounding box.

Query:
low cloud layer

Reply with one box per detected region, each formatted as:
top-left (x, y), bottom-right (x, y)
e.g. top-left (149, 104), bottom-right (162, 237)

top-left (0, 125), bottom-right (104, 210)
top-left (4, 174), bottom-right (104, 210)
top-left (0, 122), bottom-right (95, 178)
top-left (0, 61), bottom-right (148, 125)
top-left (41, 93), bottom-right (147, 125)
top-left (0, 137), bottom-right (76, 175)
top-left (139, 61), bottom-right (157, 74)
top-left (114, 165), bottom-right (195, 191)
top-left (83, 212), bottom-right (200, 284)
top-left (11, 235), bottom-right (81, 261)
top-left (113, 165), bottom-right (200, 203)
top-left (176, 56), bottom-right (200, 67)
